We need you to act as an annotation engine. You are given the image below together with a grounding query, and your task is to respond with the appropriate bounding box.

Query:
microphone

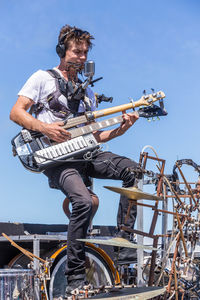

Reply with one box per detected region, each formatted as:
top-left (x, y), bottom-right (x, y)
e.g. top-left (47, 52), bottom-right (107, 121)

top-left (84, 61), bottom-right (95, 77)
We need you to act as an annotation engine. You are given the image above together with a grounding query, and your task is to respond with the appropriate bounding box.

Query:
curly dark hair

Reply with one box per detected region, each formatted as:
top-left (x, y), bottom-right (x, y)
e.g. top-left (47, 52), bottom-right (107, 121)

top-left (58, 24), bottom-right (94, 51)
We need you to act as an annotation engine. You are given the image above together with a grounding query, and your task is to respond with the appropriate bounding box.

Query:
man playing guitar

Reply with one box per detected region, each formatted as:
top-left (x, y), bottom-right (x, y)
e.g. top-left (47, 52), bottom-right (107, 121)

top-left (10, 24), bottom-right (139, 298)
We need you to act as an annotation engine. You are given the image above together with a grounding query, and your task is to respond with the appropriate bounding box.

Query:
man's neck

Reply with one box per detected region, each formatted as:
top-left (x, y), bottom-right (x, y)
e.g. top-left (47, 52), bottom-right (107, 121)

top-left (57, 63), bottom-right (78, 82)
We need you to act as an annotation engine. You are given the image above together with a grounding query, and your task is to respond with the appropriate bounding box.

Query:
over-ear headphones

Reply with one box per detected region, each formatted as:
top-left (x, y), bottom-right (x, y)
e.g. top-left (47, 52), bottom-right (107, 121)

top-left (56, 27), bottom-right (92, 58)
top-left (56, 32), bottom-right (69, 58)
top-left (56, 28), bottom-right (77, 58)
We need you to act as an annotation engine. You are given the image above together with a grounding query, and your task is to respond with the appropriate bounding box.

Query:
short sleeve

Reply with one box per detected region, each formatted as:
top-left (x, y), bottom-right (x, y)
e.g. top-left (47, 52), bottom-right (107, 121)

top-left (18, 70), bottom-right (47, 103)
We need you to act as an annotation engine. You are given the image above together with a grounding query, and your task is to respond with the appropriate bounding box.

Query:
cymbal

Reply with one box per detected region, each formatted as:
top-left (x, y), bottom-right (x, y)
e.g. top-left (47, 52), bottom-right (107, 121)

top-left (77, 237), bottom-right (158, 251)
top-left (104, 186), bottom-right (163, 201)
top-left (89, 286), bottom-right (166, 299)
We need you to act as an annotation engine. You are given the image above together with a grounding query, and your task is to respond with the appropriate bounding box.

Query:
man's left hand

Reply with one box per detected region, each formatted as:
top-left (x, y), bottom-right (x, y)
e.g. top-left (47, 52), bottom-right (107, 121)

top-left (119, 111), bottom-right (139, 134)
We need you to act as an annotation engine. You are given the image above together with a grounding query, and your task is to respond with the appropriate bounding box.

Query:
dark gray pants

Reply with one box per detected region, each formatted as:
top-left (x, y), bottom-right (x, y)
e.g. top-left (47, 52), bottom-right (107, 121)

top-left (44, 151), bottom-right (138, 281)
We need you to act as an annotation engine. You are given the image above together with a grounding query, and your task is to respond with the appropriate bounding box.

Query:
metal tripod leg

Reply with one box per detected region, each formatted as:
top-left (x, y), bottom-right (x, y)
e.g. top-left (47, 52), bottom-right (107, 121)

top-left (33, 237), bottom-right (40, 300)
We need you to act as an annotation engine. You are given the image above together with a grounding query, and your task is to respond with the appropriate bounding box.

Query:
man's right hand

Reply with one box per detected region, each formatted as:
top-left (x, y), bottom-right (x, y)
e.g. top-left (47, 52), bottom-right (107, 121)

top-left (40, 121), bottom-right (71, 143)
top-left (10, 96), bottom-right (71, 143)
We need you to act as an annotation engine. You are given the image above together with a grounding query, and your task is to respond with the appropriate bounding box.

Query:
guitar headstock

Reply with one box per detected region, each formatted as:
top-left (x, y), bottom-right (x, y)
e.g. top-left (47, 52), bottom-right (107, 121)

top-left (134, 90), bottom-right (166, 108)
top-left (138, 103), bottom-right (168, 121)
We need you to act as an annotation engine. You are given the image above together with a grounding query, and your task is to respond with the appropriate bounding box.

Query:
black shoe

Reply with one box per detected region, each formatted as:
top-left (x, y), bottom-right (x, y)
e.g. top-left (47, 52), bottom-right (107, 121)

top-left (64, 278), bottom-right (89, 298)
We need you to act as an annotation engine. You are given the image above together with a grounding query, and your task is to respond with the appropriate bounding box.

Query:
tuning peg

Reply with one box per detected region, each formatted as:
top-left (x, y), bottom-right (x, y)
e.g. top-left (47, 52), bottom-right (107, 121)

top-left (129, 97), bottom-right (135, 110)
top-left (159, 99), bottom-right (164, 109)
top-left (151, 88), bottom-right (157, 97)
top-left (143, 90), bottom-right (149, 100)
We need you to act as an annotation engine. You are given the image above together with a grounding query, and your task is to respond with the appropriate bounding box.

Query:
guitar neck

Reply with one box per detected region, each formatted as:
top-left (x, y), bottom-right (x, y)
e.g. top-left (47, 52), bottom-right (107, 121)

top-left (63, 90), bottom-right (165, 130)
top-left (62, 103), bottom-right (135, 130)
top-left (62, 104), bottom-right (132, 130)
top-left (70, 115), bottom-right (123, 139)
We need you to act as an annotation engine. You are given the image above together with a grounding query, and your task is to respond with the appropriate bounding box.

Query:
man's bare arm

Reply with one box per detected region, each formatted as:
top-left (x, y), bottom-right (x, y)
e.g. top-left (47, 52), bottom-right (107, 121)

top-left (10, 96), bottom-right (71, 143)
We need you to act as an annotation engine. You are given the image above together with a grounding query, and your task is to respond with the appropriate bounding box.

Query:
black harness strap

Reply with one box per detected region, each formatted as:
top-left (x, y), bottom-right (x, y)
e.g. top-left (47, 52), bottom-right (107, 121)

top-left (46, 69), bottom-right (81, 115)
top-left (47, 69), bottom-right (92, 115)
top-left (46, 69), bottom-right (73, 98)
top-left (30, 69), bottom-right (92, 120)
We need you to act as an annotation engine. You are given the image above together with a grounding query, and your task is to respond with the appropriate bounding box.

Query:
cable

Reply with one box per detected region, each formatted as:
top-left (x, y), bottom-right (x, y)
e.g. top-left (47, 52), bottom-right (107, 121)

top-left (141, 144), bottom-right (161, 169)
top-left (141, 145), bottom-right (159, 157)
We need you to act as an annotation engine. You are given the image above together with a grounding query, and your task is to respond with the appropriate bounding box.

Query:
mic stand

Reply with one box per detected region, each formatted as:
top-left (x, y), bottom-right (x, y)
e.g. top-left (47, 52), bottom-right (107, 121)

top-left (70, 75), bottom-right (103, 101)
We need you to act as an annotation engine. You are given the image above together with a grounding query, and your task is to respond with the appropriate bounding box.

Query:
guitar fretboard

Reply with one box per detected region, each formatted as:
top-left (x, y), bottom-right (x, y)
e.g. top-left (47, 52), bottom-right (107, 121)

top-left (70, 115), bottom-right (123, 139)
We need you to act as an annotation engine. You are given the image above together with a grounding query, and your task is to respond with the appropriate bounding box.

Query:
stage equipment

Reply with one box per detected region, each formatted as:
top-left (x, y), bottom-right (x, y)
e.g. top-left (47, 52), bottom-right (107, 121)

top-left (77, 237), bottom-right (158, 251)
top-left (104, 186), bottom-right (163, 201)
top-left (6, 235), bottom-right (120, 300)
top-left (84, 60), bottom-right (95, 77)
top-left (0, 269), bottom-right (34, 300)
top-left (89, 286), bottom-right (166, 300)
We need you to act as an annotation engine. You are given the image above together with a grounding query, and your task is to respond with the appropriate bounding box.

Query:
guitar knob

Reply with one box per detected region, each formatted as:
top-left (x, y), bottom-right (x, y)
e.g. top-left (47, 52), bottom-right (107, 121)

top-left (152, 117), bottom-right (155, 121)
top-left (157, 117), bottom-right (160, 121)
top-left (147, 118), bottom-right (151, 122)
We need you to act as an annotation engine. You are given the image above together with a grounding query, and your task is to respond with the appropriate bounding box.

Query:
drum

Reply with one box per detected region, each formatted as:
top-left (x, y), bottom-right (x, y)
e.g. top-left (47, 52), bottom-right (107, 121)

top-left (9, 243), bottom-right (119, 300)
top-left (0, 269), bottom-right (34, 300)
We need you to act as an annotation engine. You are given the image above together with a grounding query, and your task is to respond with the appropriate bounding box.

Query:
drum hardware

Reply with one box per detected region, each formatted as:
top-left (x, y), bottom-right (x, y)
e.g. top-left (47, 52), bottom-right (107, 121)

top-left (7, 240), bottom-right (121, 300)
top-left (13, 280), bottom-right (20, 298)
top-left (2, 233), bottom-right (53, 299)
top-left (78, 286), bottom-right (166, 299)
top-left (101, 152), bottom-right (196, 299)
top-left (5, 157), bottom-right (200, 298)
top-left (3, 157), bottom-right (200, 298)
top-left (68, 283), bottom-right (94, 299)
top-left (77, 237), bottom-right (158, 251)
top-left (152, 158), bottom-right (200, 299)
top-left (0, 269), bottom-right (35, 300)
top-left (175, 163), bottom-right (198, 208)
top-left (104, 186), bottom-right (163, 201)
top-left (64, 285), bottom-right (166, 300)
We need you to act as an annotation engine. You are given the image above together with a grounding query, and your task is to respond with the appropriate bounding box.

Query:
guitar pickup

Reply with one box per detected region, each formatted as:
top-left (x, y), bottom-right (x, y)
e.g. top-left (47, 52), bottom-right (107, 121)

top-left (21, 129), bottom-right (33, 143)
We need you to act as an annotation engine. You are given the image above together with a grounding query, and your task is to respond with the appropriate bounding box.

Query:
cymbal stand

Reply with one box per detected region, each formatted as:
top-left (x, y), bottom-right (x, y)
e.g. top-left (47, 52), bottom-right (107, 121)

top-left (120, 151), bottom-right (166, 287)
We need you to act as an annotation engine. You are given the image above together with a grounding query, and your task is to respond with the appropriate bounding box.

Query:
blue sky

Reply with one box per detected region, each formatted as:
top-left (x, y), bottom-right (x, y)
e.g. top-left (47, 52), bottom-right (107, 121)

top-left (1, 0), bottom-right (200, 233)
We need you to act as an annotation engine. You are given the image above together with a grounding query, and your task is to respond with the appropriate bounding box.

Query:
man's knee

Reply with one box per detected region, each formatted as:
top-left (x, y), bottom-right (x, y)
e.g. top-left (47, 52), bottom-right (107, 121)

top-left (63, 195), bottom-right (94, 218)
top-left (63, 193), bottom-right (99, 224)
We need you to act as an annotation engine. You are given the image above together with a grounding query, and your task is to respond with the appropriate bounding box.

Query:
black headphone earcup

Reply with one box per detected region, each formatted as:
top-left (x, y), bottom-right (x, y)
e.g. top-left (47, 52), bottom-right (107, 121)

top-left (56, 43), bottom-right (66, 58)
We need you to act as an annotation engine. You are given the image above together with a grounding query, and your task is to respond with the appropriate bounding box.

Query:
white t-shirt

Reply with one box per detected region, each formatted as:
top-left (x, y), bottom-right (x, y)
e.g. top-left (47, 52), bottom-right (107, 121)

top-left (18, 68), bottom-right (96, 123)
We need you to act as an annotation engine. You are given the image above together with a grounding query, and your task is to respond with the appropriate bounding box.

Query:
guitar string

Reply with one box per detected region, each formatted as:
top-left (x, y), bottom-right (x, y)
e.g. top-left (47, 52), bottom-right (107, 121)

top-left (23, 116), bottom-right (124, 139)
top-left (27, 93), bottom-right (163, 139)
